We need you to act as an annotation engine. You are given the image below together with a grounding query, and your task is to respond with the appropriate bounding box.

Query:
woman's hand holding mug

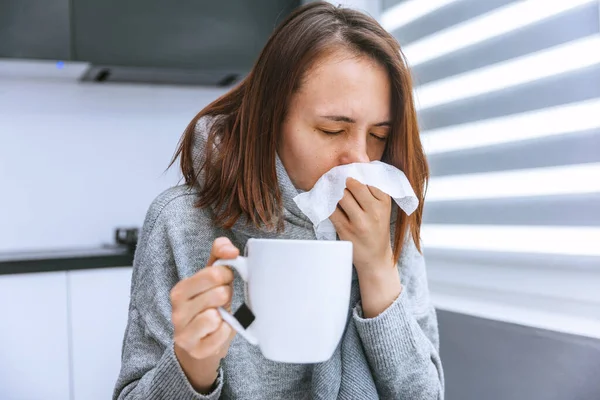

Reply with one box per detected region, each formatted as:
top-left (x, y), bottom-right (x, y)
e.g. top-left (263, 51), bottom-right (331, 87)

top-left (171, 237), bottom-right (239, 393)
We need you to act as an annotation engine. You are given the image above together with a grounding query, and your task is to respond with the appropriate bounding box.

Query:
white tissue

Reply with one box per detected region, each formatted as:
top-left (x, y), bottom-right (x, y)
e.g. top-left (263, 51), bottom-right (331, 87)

top-left (293, 161), bottom-right (419, 240)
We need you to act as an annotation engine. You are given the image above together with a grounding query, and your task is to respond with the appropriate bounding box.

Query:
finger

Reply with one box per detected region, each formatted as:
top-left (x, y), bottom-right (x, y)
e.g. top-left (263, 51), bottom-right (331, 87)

top-left (207, 237), bottom-right (239, 266)
top-left (346, 178), bottom-right (377, 209)
top-left (329, 206), bottom-right (349, 229)
top-left (177, 308), bottom-right (222, 347)
top-left (171, 265), bottom-right (234, 305)
top-left (174, 285), bottom-right (232, 329)
top-left (178, 237), bottom-right (237, 300)
top-left (367, 185), bottom-right (390, 202)
top-left (338, 188), bottom-right (363, 222)
top-left (193, 321), bottom-right (234, 359)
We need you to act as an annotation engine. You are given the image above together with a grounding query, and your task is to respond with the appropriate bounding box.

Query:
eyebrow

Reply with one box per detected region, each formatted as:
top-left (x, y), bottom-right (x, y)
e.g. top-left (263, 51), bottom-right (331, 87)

top-left (320, 115), bottom-right (391, 127)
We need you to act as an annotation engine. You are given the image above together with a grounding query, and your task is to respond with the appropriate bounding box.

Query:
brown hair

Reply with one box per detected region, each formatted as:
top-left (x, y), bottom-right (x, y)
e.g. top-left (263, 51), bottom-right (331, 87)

top-left (170, 1), bottom-right (429, 262)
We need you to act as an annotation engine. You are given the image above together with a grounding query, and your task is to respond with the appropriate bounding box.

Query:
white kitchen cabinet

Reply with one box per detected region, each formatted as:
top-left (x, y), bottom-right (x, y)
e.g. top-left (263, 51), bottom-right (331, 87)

top-left (68, 267), bottom-right (132, 400)
top-left (0, 271), bottom-right (71, 400)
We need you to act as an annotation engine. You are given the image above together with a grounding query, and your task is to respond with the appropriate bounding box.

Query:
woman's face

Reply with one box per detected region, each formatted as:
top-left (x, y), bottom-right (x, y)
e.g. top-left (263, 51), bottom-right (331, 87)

top-left (278, 50), bottom-right (392, 191)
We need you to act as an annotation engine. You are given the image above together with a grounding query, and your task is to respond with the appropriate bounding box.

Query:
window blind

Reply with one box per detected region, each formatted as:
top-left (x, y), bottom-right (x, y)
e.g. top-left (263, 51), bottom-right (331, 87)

top-left (382, 0), bottom-right (600, 338)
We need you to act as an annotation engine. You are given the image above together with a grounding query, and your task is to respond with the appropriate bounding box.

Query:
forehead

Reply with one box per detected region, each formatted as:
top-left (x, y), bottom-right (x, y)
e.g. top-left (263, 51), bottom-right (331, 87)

top-left (295, 51), bottom-right (392, 116)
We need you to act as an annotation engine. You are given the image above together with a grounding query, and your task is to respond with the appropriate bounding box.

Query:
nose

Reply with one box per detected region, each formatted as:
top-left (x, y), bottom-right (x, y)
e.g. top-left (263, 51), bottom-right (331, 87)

top-left (339, 136), bottom-right (370, 165)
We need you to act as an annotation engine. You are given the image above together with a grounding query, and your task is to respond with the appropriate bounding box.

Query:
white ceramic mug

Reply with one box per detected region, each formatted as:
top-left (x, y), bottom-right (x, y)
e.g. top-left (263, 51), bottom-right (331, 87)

top-left (213, 238), bottom-right (353, 363)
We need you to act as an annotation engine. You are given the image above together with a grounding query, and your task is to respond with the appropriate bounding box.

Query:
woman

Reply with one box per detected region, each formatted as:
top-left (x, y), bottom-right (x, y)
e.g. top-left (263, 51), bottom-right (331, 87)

top-left (114, 2), bottom-right (444, 399)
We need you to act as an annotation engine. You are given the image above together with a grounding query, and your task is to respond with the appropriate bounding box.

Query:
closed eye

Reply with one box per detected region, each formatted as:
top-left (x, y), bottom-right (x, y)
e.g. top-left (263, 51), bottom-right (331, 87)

top-left (371, 133), bottom-right (387, 141)
top-left (321, 129), bottom-right (344, 135)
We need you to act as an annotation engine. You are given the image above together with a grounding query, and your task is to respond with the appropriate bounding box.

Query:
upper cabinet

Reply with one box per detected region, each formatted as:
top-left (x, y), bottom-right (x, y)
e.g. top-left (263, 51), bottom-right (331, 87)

top-left (71, 0), bottom-right (298, 71)
top-left (0, 0), bottom-right (300, 84)
top-left (0, 0), bottom-right (71, 60)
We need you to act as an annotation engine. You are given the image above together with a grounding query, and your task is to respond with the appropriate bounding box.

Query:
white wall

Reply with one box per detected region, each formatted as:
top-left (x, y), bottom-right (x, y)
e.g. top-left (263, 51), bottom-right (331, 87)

top-left (0, 71), bottom-right (225, 252)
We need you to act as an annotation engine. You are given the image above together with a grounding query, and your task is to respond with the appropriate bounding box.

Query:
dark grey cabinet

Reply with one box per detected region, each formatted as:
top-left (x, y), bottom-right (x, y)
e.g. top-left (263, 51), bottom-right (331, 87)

top-left (71, 0), bottom-right (299, 70)
top-left (0, 0), bottom-right (71, 60)
top-left (0, 0), bottom-right (299, 74)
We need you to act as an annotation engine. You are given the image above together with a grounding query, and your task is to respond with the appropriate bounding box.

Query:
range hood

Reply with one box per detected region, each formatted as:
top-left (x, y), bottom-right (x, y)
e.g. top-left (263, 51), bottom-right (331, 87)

top-left (0, 0), bottom-right (300, 86)
top-left (79, 65), bottom-right (241, 87)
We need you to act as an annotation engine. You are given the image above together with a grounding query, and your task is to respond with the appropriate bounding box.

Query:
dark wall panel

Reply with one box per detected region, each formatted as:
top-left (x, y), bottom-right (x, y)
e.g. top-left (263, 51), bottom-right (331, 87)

top-left (439, 310), bottom-right (600, 400)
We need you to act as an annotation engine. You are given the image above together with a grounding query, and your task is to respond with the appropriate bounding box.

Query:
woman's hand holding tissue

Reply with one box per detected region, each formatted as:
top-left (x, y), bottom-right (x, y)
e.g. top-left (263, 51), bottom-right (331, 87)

top-left (329, 177), bottom-right (402, 318)
top-left (330, 177), bottom-right (394, 272)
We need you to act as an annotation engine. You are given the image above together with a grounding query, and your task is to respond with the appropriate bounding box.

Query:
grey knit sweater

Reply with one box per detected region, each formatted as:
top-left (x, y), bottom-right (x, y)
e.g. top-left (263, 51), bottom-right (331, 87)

top-left (113, 121), bottom-right (444, 399)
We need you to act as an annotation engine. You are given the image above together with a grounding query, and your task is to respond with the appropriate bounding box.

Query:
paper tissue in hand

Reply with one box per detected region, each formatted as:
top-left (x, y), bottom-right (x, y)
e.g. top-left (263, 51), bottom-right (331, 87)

top-left (293, 161), bottom-right (419, 240)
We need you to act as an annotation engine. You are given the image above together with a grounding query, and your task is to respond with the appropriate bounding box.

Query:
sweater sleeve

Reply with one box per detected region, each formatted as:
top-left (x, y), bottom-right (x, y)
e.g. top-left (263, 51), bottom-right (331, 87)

top-left (352, 239), bottom-right (445, 400)
top-left (113, 189), bottom-right (224, 400)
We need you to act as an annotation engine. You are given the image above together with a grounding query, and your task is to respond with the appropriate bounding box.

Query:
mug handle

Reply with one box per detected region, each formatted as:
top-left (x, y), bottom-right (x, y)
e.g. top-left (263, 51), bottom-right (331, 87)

top-left (212, 256), bottom-right (259, 346)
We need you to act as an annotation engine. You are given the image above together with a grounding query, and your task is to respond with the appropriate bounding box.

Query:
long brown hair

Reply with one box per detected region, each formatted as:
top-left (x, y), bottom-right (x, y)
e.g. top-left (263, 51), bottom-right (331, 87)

top-left (170, 1), bottom-right (429, 262)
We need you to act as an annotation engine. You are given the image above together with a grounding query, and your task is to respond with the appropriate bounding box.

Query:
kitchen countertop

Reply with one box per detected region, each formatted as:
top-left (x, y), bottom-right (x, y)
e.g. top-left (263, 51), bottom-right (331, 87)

top-left (0, 245), bottom-right (135, 275)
